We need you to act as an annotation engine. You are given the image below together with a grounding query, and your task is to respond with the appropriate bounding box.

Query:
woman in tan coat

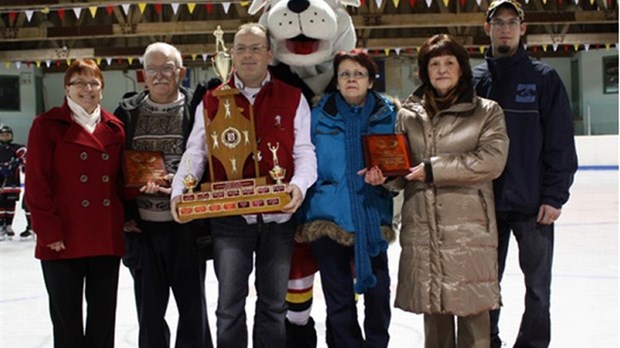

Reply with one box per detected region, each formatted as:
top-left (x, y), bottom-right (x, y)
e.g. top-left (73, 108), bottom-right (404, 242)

top-left (377, 34), bottom-right (509, 347)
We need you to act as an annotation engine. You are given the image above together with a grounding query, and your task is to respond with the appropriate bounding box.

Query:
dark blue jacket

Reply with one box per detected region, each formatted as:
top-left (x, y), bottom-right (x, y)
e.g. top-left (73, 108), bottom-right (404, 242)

top-left (473, 45), bottom-right (578, 213)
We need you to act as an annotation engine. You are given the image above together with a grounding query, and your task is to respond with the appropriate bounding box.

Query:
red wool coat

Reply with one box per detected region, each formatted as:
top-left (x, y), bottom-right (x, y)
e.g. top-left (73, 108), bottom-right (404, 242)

top-left (25, 100), bottom-right (126, 260)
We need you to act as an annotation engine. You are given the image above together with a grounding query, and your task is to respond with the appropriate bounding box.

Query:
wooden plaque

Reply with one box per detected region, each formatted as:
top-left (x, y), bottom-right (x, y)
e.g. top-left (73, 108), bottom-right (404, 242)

top-left (122, 150), bottom-right (168, 188)
top-left (362, 134), bottom-right (413, 176)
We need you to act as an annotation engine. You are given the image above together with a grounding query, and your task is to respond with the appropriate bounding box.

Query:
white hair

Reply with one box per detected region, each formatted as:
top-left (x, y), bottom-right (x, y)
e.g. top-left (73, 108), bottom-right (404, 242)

top-left (143, 42), bottom-right (183, 68)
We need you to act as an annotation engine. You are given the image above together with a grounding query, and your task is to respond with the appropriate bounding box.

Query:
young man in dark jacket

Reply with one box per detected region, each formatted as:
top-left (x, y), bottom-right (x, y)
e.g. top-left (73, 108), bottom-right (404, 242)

top-left (114, 42), bottom-right (213, 348)
top-left (472, 1), bottom-right (578, 347)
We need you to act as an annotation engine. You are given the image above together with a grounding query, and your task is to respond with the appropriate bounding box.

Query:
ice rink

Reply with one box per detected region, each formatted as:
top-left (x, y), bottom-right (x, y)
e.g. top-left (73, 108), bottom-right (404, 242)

top-left (1, 169), bottom-right (617, 347)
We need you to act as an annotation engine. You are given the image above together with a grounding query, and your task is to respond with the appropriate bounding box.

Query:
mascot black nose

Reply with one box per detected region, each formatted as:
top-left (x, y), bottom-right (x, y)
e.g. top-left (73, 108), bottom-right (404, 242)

top-left (287, 0), bottom-right (310, 13)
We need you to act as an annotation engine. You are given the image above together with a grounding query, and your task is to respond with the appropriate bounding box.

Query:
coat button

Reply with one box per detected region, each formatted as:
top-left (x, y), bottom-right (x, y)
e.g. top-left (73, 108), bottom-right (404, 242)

top-left (80, 175), bottom-right (88, 183)
top-left (102, 175), bottom-right (110, 183)
top-left (81, 199), bottom-right (90, 208)
top-left (101, 153), bottom-right (110, 160)
top-left (103, 199), bottom-right (111, 207)
top-left (80, 152), bottom-right (88, 160)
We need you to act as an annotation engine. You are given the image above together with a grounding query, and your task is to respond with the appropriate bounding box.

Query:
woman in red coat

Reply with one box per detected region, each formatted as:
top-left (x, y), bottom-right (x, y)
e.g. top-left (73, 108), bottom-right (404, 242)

top-left (25, 59), bottom-right (125, 348)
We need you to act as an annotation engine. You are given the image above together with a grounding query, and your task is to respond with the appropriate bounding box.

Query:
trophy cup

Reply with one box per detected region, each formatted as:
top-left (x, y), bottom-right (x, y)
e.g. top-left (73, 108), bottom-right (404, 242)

top-left (176, 26), bottom-right (292, 222)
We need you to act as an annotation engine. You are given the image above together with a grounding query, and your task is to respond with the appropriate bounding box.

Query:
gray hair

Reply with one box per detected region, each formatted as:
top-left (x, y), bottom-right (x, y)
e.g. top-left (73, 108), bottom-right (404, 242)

top-left (143, 42), bottom-right (183, 68)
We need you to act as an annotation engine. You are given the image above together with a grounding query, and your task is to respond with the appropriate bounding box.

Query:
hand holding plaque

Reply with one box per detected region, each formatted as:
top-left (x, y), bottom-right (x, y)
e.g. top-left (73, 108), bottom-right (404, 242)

top-left (122, 150), bottom-right (169, 188)
top-left (362, 134), bottom-right (413, 176)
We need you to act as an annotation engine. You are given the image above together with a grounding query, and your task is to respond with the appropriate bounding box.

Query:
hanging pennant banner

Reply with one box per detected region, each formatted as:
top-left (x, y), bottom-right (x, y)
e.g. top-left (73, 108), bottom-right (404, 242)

top-left (374, 0), bottom-right (383, 7)
top-left (188, 3), bottom-right (197, 13)
top-left (4, 62), bottom-right (11, 69)
top-left (96, 57), bottom-right (102, 65)
top-left (128, 57), bottom-right (134, 65)
top-left (25, 10), bottom-right (34, 22)
top-left (106, 57), bottom-right (113, 66)
top-left (57, 8), bottom-right (65, 20)
top-left (442, 0), bottom-right (449, 6)
top-left (73, 7), bottom-right (82, 18)
top-left (222, 2), bottom-right (232, 13)
top-left (45, 60), bottom-right (52, 68)
top-left (395, 48), bottom-right (401, 55)
top-left (384, 48), bottom-right (390, 56)
top-left (584, 43), bottom-right (590, 51)
top-left (15, 61), bottom-right (22, 69)
top-left (425, 0), bottom-right (432, 7)
top-left (122, 4), bottom-right (131, 16)
top-left (36, 61), bottom-right (42, 68)
top-left (171, 3), bottom-right (180, 14)
top-left (392, 0), bottom-right (401, 7)
top-left (89, 6), bottom-right (97, 18)
top-left (9, 12), bottom-right (17, 23)
top-left (201, 53), bottom-right (208, 62)
top-left (106, 5), bottom-right (114, 15)
top-left (154, 4), bottom-right (163, 14)
top-left (138, 3), bottom-right (147, 14)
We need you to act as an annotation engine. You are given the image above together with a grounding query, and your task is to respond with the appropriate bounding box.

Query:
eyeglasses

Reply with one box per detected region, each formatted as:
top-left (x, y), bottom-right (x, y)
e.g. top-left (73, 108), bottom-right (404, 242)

top-left (233, 44), bottom-right (268, 55)
top-left (68, 80), bottom-right (102, 90)
top-left (489, 19), bottom-right (521, 29)
top-left (337, 70), bottom-right (369, 80)
top-left (144, 65), bottom-right (178, 77)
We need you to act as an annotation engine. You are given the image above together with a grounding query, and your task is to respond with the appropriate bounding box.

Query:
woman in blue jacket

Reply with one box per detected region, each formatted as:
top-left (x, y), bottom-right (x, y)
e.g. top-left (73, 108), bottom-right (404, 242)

top-left (298, 49), bottom-right (397, 348)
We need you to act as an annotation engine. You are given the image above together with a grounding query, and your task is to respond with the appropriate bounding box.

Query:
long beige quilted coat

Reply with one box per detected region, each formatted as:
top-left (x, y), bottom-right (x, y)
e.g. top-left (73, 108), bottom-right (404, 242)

top-left (390, 87), bottom-right (509, 316)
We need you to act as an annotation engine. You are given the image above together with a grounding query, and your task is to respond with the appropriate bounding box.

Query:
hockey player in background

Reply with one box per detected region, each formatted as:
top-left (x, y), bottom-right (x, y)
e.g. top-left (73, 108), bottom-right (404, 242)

top-left (0, 125), bottom-right (30, 240)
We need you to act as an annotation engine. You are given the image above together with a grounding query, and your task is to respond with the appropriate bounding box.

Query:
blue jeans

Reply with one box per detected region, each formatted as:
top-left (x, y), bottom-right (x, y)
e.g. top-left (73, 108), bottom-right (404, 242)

top-left (210, 216), bottom-right (295, 348)
top-left (311, 237), bottom-right (391, 348)
top-left (491, 212), bottom-right (554, 348)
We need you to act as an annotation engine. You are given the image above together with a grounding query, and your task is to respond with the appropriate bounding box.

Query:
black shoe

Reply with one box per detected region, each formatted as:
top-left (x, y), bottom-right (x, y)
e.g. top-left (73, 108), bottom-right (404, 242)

top-left (20, 229), bottom-right (33, 239)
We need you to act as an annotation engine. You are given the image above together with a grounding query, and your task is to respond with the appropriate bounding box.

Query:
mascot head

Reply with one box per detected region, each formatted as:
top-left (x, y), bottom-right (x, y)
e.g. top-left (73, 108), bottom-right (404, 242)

top-left (249, 0), bottom-right (359, 68)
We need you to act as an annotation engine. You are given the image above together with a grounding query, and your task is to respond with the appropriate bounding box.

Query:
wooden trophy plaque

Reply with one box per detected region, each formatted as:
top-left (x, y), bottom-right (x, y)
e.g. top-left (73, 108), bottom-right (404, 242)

top-left (176, 26), bottom-right (291, 222)
top-left (362, 134), bottom-right (413, 176)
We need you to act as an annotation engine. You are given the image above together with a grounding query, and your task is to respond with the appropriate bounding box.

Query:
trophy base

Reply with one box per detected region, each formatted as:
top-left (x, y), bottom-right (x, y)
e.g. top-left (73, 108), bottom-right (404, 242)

top-left (177, 177), bottom-right (291, 222)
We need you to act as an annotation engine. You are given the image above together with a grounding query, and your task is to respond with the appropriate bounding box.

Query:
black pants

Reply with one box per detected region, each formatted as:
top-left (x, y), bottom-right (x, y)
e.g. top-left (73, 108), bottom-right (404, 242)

top-left (125, 220), bottom-right (212, 348)
top-left (41, 256), bottom-right (120, 348)
top-left (491, 212), bottom-right (554, 348)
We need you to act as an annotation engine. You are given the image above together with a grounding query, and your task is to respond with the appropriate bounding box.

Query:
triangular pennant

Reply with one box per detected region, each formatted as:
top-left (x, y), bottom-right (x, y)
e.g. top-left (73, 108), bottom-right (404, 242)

top-left (523, 43), bottom-right (527, 50)
top-left (562, 45), bottom-right (569, 52)
top-left (201, 53), bottom-right (208, 61)
top-left (106, 57), bottom-right (113, 66)
top-left (584, 43), bottom-right (590, 51)
top-left (573, 44), bottom-right (579, 51)
top-left (89, 6), bottom-right (97, 17)
top-left (55, 60), bottom-right (61, 67)
top-left (533, 46), bottom-right (538, 52)
top-left (360, 0), bottom-right (366, 5)
top-left (589, 0), bottom-right (594, 4)
top-left (395, 48), bottom-right (401, 55)
top-left (425, 0), bottom-right (432, 7)
top-left (468, 47), bottom-right (474, 54)
top-left (4, 62), bottom-right (11, 69)
top-left (128, 57), bottom-right (134, 65)
top-left (138, 3), bottom-right (147, 14)
top-left (188, 3), bottom-right (197, 14)
top-left (416, 46), bottom-right (421, 53)
top-left (459, 0), bottom-right (466, 6)
top-left (73, 7), bottom-right (82, 18)
top-left (240, 1), bottom-right (250, 6)
top-left (374, 0), bottom-right (383, 7)
top-left (479, 46), bottom-right (485, 53)
top-left (542, 0), bottom-right (546, 4)
top-left (41, 7), bottom-right (50, 14)
top-left (222, 2), bottom-right (232, 13)
top-left (476, 0), bottom-right (482, 5)
top-left (524, 0), bottom-right (529, 3)
top-left (15, 61), bottom-right (21, 69)
top-left (117, 58), bottom-right (123, 64)
top-left (409, 0), bottom-right (416, 7)
top-left (154, 4), bottom-right (163, 14)
top-left (171, 3), bottom-right (180, 14)
top-left (9, 12), bottom-right (16, 23)
top-left (96, 57), bottom-right (102, 65)
top-left (45, 60), bottom-right (51, 68)
top-left (384, 48), bottom-right (390, 56)
top-left (552, 43), bottom-right (558, 51)
top-left (595, 44), bottom-right (600, 50)
top-left (605, 43), bottom-right (611, 49)
top-left (557, 0), bottom-right (563, 5)
top-left (139, 57), bottom-right (144, 64)
top-left (106, 5), bottom-right (114, 15)
top-left (122, 4), bottom-right (131, 16)
top-left (442, 0), bottom-right (449, 6)
top-left (574, 0), bottom-right (578, 4)
top-left (542, 44), bottom-right (548, 52)
top-left (392, 0), bottom-right (401, 7)
top-left (25, 10), bottom-right (34, 22)
top-left (66, 58), bottom-right (72, 66)
top-left (36, 61), bottom-right (42, 68)
top-left (206, 3), bottom-right (214, 13)
top-left (57, 8), bottom-right (65, 20)
top-left (191, 54), bottom-right (198, 61)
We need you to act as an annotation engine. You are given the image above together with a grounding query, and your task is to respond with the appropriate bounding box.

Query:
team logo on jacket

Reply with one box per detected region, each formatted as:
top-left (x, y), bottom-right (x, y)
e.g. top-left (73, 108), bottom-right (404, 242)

top-left (515, 84), bottom-right (536, 103)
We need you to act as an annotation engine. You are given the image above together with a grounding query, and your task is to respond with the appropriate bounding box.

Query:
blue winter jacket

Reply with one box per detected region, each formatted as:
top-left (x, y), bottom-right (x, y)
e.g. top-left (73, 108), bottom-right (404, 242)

top-left (300, 90), bottom-right (396, 232)
top-left (473, 45), bottom-right (578, 213)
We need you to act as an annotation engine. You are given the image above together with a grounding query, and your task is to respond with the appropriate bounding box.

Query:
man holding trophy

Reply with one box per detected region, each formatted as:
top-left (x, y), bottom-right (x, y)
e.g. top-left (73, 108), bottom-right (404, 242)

top-left (171, 23), bottom-right (317, 348)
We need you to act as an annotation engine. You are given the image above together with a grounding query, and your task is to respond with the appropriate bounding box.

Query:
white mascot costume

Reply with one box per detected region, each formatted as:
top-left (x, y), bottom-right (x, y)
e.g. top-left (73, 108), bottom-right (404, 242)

top-left (247, 0), bottom-right (359, 346)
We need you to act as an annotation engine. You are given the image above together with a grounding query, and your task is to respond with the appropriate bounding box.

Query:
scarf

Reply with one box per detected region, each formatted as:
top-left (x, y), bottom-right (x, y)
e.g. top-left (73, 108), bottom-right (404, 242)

top-left (67, 96), bottom-right (101, 134)
top-left (423, 83), bottom-right (466, 117)
top-left (335, 92), bottom-right (388, 294)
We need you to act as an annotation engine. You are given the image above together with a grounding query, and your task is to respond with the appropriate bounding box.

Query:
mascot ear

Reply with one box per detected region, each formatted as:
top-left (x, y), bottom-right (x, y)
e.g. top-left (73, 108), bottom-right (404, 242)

top-left (339, 0), bottom-right (361, 7)
top-left (248, 0), bottom-right (269, 15)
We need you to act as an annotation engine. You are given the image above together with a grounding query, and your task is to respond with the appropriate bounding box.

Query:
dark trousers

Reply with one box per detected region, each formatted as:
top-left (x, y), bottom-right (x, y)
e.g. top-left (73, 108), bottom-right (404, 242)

top-left (41, 256), bottom-right (120, 348)
top-left (491, 212), bottom-right (554, 348)
top-left (311, 237), bottom-right (391, 348)
top-left (127, 221), bottom-right (212, 348)
top-left (210, 216), bottom-right (295, 348)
